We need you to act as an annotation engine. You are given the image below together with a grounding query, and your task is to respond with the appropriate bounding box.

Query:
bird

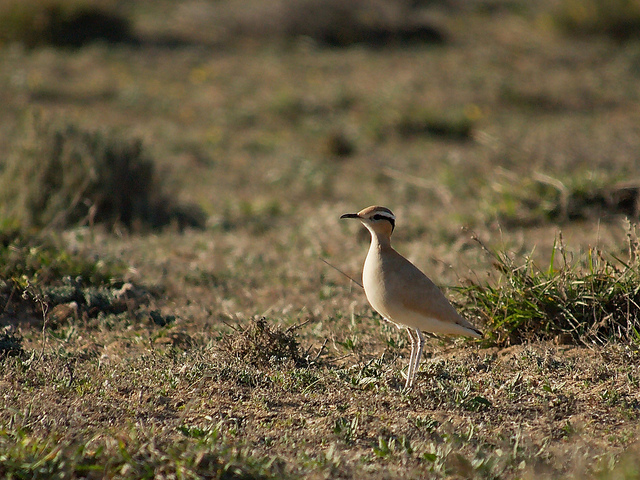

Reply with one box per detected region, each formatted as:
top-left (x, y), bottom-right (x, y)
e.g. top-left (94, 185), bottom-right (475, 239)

top-left (340, 205), bottom-right (482, 390)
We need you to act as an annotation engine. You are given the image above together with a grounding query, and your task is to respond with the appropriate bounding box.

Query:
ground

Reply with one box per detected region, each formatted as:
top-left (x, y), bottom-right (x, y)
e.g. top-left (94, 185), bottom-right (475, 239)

top-left (1, 0), bottom-right (639, 478)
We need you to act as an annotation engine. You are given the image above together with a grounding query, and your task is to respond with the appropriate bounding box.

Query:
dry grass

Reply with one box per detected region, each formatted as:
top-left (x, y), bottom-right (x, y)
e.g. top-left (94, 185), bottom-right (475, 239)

top-left (1, 0), bottom-right (640, 478)
top-left (215, 317), bottom-right (308, 368)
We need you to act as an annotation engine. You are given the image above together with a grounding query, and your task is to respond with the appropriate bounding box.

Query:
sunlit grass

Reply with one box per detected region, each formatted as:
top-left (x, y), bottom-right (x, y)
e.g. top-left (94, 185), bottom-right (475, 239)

top-left (462, 232), bottom-right (640, 346)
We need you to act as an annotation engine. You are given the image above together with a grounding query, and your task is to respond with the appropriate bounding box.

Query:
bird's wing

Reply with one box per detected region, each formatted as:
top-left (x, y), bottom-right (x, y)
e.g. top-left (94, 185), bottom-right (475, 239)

top-left (385, 249), bottom-right (482, 337)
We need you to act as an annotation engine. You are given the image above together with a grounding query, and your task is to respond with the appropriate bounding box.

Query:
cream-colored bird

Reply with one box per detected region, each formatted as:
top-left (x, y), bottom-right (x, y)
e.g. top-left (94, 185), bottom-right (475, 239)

top-left (341, 205), bottom-right (482, 390)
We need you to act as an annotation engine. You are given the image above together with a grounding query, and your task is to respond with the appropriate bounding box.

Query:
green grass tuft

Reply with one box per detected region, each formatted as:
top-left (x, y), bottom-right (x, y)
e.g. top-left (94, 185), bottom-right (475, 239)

top-left (462, 234), bottom-right (640, 346)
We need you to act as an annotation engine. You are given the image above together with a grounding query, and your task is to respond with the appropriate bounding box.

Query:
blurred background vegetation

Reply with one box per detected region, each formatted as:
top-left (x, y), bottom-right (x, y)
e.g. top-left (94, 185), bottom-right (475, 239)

top-left (1, 0), bottom-right (639, 233)
top-left (1, 0), bottom-right (640, 478)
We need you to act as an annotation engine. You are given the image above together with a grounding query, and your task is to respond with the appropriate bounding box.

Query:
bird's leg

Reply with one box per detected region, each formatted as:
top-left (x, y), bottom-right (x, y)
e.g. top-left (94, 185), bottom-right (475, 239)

top-left (409, 329), bottom-right (425, 388)
top-left (405, 328), bottom-right (417, 390)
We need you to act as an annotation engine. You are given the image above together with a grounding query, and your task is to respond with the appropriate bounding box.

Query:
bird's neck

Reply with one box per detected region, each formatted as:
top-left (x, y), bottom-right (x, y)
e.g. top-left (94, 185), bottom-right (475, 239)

top-left (369, 230), bottom-right (392, 251)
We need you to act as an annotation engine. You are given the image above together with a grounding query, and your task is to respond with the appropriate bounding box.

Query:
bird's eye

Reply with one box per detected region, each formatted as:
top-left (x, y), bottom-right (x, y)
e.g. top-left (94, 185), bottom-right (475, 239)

top-left (372, 214), bottom-right (384, 221)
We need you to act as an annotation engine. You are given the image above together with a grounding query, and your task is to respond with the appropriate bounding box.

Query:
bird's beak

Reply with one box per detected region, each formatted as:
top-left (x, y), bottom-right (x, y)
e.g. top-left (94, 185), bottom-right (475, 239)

top-left (340, 213), bottom-right (360, 219)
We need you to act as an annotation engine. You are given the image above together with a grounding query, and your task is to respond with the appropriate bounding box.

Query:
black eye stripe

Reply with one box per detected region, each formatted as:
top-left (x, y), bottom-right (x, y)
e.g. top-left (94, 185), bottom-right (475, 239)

top-left (369, 212), bottom-right (396, 232)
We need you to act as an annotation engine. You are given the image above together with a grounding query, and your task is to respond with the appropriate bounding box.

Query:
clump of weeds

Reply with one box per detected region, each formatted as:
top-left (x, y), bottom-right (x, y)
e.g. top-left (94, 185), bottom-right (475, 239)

top-left (215, 317), bottom-right (308, 368)
top-left (462, 230), bottom-right (640, 346)
top-left (0, 229), bottom-right (149, 329)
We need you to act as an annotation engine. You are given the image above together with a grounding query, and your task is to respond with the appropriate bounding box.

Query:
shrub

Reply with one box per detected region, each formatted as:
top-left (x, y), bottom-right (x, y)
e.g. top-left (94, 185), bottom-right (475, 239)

top-left (0, 0), bottom-right (134, 48)
top-left (231, 0), bottom-right (446, 48)
top-left (486, 173), bottom-right (640, 227)
top-left (553, 0), bottom-right (640, 42)
top-left (323, 129), bottom-right (356, 158)
top-left (395, 108), bottom-right (475, 140)
top-left (0, 114), bottom-right (205, 232)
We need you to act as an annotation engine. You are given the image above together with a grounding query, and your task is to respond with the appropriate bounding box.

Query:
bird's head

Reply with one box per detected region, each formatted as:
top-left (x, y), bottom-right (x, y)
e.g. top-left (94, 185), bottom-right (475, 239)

top-left (340, 205), bottom-right (396, 237)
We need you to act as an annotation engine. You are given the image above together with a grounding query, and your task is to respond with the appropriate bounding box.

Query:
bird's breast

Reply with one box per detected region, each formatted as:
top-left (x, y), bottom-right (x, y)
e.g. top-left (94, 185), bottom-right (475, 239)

top-left (362, 248), bottom-right (395, 318)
